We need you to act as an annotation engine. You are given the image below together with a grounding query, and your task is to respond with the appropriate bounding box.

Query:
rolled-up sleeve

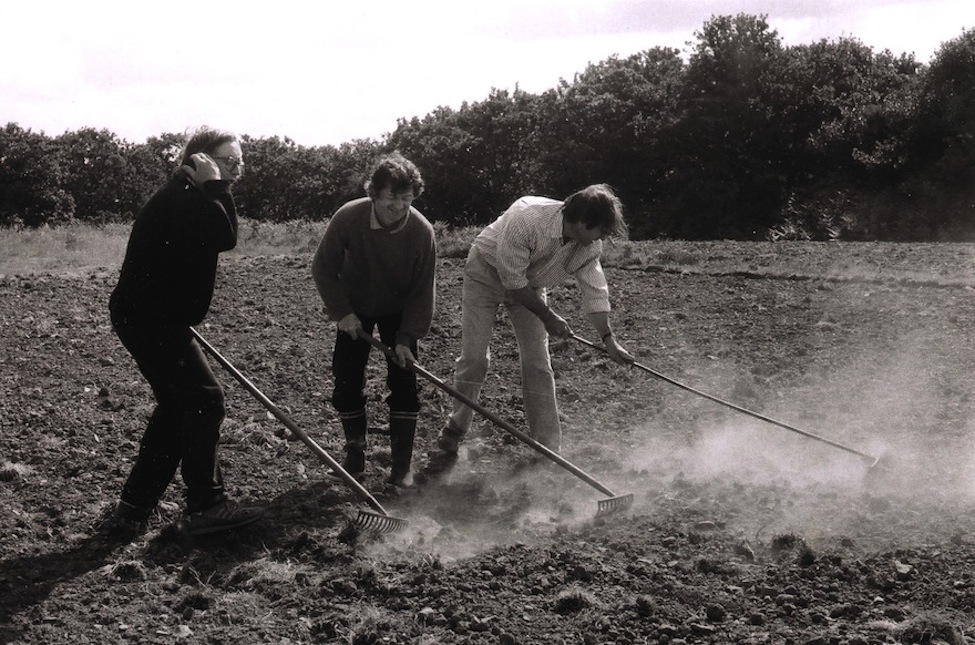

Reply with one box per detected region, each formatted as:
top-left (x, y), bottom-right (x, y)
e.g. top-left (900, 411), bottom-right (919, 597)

top-left (574, 256), bottom-right (611, 314)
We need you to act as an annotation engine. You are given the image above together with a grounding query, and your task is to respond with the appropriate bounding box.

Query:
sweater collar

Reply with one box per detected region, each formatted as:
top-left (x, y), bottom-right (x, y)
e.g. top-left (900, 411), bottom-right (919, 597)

top-left (370, 204), bottom-right (410, 233)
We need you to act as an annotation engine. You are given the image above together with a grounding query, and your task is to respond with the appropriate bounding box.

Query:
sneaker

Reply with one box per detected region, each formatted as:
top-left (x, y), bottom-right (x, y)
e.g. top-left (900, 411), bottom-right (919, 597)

top-left (436, 420), bottom-right (465, 455)
top-left (182, 499), bottom-right (264, 536)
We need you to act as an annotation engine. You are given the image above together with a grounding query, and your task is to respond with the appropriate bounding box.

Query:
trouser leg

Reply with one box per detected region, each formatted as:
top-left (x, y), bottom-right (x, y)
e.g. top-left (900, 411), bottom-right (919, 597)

top-left (388, 410), bottom-right (417, 486)
top-left (120, 402), bottom-right (181, 511)
top-left (442, 247), bottom-right (502, 450)
top-left (507, 296), bottom-right (561, 453)
top-left (331, 324), bottom-right (372, 475)
top-left (376, 314), bottom-right (419, 486)
top-left (338, 409), bottom-right (367, 475)
top-left (113, 319), bottom-right (227, 513)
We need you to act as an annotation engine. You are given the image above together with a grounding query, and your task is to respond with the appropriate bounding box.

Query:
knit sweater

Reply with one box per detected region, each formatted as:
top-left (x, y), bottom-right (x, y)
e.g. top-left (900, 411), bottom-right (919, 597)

top-left (110, 173), bottom-right (238, 327)
top-left (312, 197), bottom-right (437, 346)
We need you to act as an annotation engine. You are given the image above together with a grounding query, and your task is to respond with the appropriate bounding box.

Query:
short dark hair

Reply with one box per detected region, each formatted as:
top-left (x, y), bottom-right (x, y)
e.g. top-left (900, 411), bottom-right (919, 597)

top-left (562, 184), bottom-right (627, 238)
top-left (179, 126), bottom-right (238, 166)
top-left (364, 152), bottom-right (425, 199)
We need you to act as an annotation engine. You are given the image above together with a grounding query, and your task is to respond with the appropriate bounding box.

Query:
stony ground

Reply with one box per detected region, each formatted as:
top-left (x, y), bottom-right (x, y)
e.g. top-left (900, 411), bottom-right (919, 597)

top-left (3, 240), bottom-right (975, 644)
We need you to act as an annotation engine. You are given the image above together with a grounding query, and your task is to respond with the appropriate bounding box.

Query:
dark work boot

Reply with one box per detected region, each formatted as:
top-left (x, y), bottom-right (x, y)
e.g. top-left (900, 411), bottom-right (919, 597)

top-left (387, 410), bottom-right (417, 488)
top-left (326, 410), bottom-right (367, 481)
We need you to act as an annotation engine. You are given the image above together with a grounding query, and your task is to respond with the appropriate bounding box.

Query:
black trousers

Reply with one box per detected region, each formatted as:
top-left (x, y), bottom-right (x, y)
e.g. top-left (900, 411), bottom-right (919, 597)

top-left (111, 314), bottom-right (227, 513)
top-left (330, 312), bottom-right (420, 415)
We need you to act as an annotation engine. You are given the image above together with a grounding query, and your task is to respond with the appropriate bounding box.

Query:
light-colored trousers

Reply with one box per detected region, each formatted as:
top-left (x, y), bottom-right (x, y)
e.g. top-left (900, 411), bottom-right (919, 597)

top-left (447, 246), bottom-right (561, 451)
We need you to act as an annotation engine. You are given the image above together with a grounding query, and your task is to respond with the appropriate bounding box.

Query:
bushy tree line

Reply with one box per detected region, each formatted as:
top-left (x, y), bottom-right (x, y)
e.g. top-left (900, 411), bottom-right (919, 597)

top-left (2, 15), bottom-right (973, 240)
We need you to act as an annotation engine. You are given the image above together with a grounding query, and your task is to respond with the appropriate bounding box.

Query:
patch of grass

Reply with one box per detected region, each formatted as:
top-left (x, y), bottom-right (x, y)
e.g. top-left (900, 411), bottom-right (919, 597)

top-left (434, 221), bottom-right (476, 259)
top-left (0, 219), bottom-right (331, 275)
top-left (227, 558), bottom-right (301, 593)
top-left (233, 218), bottom-right (326, 257)
top-left (339, 604), bottom-right (399, 644)
top-left (0, 222), bottom-right (130, 275)
top-left (5, 221), bottom-right (975, 288)
top-left (0, 219), bottom-right (483, 274)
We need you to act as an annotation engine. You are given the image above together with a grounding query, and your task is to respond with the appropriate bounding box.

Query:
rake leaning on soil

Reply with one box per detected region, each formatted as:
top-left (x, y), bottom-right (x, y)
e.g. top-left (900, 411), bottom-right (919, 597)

top-left (571, 334), bottom-right (883, 470)
top-left (357, 330), bottom-right (634, 517)
top-left (190, 327), bottom-right (409, 535)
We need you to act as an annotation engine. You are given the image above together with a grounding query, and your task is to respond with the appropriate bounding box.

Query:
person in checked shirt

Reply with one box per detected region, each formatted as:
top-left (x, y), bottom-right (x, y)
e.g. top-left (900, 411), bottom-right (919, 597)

top-left (426, 183), bottom-right (633, 475)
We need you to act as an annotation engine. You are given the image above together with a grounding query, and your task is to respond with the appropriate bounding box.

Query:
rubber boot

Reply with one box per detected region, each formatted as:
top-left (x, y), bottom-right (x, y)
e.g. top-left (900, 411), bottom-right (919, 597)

top-left (327, 410), bottom-right (366, 480)
top-left (387, 410), bottom-right (417, 488)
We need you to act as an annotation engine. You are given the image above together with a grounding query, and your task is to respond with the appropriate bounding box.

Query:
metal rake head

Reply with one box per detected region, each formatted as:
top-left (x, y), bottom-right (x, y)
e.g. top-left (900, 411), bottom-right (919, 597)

top-left (353, 509), bottom-right (409, 534)
top-left (596, 493), bottom-right (634, 516)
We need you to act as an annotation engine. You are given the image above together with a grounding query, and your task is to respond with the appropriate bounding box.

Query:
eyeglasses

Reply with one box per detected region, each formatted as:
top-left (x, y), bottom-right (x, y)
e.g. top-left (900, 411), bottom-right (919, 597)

top-left (213, 155), bottom-right (243, 169)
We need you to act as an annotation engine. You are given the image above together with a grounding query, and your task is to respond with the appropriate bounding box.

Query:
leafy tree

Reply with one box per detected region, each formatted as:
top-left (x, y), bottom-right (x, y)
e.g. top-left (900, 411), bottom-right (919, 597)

top-left (661, 14), bottom-right (787, 239)
top-left (235, 135), bottom-right (381, 222)
top-left (452, 88), bottom-right (543, 222)
top-left (313, 139), bottom-right (383, 218)
top-left (387, 88), bottom-right (543, 227)
top-left (235, 135), bottom-right (304, 221)
top-left (774, 40), bottom-right (918, 183)
top-left (0, 123), bottom-right (74, 227)
top-left (119, 132), bottom-right (187, 219)
top-left (915, 28), bottom-right (975, 157)
top-left (55, 128), bottom-right (152, 222)
top-left (387, 106), bottom-right (481, 225)
top-left (888, 28), bottom-right (975, 239)
top-left (763, 39), bottom-right (921, 239)
top-left (532, 48), bottom-right (684, 237)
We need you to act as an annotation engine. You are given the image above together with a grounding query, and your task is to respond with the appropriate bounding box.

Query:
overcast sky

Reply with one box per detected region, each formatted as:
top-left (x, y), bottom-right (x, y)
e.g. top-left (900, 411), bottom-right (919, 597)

top-left (2, 0), bottom-right (972, 148)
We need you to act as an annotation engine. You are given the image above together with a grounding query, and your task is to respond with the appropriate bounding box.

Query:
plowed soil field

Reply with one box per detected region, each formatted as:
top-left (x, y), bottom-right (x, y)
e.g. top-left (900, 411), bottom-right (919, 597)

top-left (3, 241), bottom-right (975, 644)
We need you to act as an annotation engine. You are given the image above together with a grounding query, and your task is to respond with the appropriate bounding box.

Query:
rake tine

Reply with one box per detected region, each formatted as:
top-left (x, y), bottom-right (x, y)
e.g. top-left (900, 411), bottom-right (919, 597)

top-left (354, 509), bottom-right (409, 535)
top-left (189, 327), bottom-right (408, 533)
top-left (357, 329), bottom-right (634, 518)
top-left (571, 334), bottom-right (882, 468)
top-left (596, 493), bottom-right (635, 516)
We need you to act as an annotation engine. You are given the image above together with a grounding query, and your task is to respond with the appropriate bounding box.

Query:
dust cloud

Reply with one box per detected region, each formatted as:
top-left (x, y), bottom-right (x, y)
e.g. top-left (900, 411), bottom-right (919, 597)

top-left (620, 330), bottom-right (975, 549)
top-left (367, 309), bottom-right (975, 558)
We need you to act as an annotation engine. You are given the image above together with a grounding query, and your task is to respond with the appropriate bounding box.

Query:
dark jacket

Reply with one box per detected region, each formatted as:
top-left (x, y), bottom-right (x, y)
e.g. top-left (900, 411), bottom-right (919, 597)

top-left (110, 172), bottom-right (238, 327)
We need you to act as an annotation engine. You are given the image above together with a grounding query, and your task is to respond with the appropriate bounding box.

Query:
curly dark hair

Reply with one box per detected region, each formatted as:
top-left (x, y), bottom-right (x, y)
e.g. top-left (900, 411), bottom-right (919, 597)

top-left (364, 151), bottom-right (425, 199)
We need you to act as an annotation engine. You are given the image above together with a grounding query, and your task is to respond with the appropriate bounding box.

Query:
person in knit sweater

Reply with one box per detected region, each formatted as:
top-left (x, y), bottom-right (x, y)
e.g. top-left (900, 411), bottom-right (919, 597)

top-left (312, 152), bottom-right (436, 488)
top-left (108, 127), bottom-right (263, 537)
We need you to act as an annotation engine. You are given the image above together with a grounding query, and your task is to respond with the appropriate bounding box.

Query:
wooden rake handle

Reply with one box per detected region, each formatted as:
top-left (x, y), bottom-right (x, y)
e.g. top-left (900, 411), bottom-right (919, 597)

top-left (189, 327), bottom-right (394, 517)
top-left (356, 329), bottom-right (624, 498)
top-left (571, 334), bottom-right (879, 467)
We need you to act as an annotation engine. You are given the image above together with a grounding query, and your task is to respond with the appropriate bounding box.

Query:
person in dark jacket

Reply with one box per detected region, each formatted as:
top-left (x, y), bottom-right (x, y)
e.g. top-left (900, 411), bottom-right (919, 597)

top-left (108, 126), bottom-right (263, 536)
top-left (312, 152), bottom-right (436, 489)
